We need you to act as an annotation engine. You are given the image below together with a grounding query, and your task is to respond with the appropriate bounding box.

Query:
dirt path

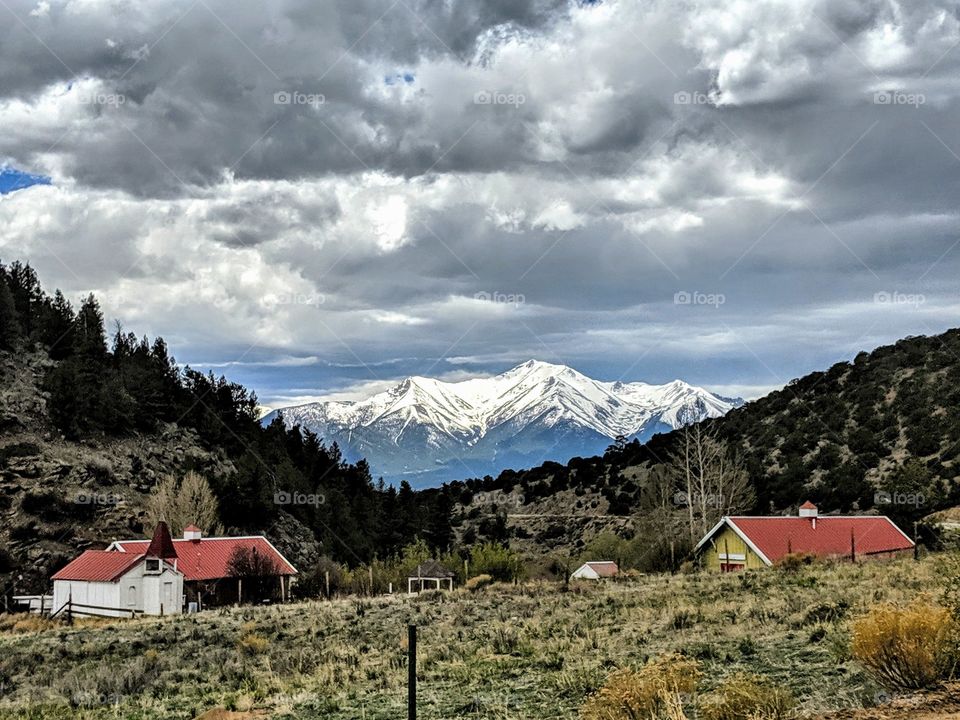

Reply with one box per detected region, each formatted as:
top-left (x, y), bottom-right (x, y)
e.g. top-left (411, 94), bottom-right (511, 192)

top-left (817, 683), bottom-right (960, 719)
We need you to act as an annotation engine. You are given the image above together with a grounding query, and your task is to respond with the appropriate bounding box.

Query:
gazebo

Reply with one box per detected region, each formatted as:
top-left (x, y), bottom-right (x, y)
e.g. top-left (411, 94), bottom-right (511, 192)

top-left (407, 560), bottom-right (455, 594)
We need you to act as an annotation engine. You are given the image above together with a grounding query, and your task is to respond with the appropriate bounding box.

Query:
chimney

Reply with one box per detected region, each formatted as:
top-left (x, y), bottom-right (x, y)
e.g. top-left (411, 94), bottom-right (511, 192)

top-left (799, 501), bottom-right (818, 528)
top-left (183, 524), bottom-right (203, 542)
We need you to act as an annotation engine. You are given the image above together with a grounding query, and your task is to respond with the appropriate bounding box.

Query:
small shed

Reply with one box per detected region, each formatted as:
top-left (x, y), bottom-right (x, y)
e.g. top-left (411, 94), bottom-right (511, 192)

top-left (407, 560), bottom-right (455, 593)
top-left (571, 561), bottom-right (619, 580)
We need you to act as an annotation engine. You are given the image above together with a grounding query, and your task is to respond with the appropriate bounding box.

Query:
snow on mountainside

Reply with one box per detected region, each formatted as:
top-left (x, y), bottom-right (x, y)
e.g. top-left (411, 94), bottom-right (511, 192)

top-left (263, 361), bottom-right (743, 487)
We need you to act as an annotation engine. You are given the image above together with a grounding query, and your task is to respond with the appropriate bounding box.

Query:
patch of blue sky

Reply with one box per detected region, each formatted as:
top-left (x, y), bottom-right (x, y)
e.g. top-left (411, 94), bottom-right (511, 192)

top-left (384, 72), bottom-right (415, 86)
top-left (0, 167), bottom-right (52, 195)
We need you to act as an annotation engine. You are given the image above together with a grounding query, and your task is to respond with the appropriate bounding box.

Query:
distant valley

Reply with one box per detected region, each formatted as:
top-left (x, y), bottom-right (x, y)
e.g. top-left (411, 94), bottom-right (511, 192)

top-left (263, 360), bottom-right (742, 486)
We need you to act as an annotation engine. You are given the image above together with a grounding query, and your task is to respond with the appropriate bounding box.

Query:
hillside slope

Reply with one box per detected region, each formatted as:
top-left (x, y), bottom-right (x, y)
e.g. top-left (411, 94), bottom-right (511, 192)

top-left (453, 329), bottom-right (960, 554)
top-left (0, 348), bottom-right (319, 594)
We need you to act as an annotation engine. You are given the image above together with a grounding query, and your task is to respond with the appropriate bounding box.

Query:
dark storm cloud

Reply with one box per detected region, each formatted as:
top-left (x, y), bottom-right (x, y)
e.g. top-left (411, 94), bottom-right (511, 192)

top-left (3, 0), bottom-right (960, 405)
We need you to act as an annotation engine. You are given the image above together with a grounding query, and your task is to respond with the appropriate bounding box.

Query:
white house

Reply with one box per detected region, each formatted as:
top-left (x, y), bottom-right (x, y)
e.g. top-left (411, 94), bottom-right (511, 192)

top-left (51, 522), bottom-right (184, 618)
top-left (570, 560), bottom-right (619, 580)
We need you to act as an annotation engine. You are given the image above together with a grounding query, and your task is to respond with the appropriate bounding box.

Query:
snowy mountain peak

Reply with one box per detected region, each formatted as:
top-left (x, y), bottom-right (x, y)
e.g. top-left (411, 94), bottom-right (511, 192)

top-left (263, 361), bottom-right (744, 486)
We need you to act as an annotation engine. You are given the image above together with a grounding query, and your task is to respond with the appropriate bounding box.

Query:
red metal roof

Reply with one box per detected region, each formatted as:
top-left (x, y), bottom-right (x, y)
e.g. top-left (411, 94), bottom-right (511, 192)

top-left (51, 550), bottom-right (145, 582)
top-left (726, 516), bottom-right (914, 564)
top-left (584, 561), bottom-right (619, 577)
top-left (799, 501), bottom-right (818, 510)
top-left (113, 536), bottom-right (297, 581)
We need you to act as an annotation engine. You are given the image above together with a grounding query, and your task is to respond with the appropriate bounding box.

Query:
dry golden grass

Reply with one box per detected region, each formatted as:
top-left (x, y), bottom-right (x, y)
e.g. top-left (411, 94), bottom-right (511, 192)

top-left (0, 555), bottom-right (950, 719)
top-left (698, 673), bottom-right (796, 720)
top-left (580, 655), bottom-right (699, 720)
top-left (851, 598), bottom-right (957, 690)
top-left (465, 573), bottom-right (494, 591)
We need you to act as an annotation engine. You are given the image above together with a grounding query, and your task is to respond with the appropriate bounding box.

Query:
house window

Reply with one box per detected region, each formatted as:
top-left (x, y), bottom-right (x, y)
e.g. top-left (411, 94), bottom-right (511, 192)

top-left (128, 585), bottom-right (137, 606)
top-left (145, 558), bottom-right (160, 574)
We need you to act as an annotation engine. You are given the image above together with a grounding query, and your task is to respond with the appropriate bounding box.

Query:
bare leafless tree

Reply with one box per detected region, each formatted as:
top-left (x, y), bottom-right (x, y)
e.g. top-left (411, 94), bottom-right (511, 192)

top-left (145, 471), bottom-right (222, 536)
top-left (666, 425), bottom-right (754, 542)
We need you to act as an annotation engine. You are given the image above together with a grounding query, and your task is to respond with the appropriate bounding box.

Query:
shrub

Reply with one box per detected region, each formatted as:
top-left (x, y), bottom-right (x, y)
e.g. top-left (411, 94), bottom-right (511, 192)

top-left (698, 673), bottom-right (796, 720)
top-left (237, 623), bottom-right (269, 655)
top-left (0, 543), bottom-right (16, 573)
top-left (802, 599), bottom-right (849, 626)
top-left (469, 543), bottom-right (524, 582)
top-left (0, 442), bottom-right (40, 464)
top-left (465, 574), bottom-right (494, 592)
top-left (776, 553), bottom-right (815, 572)
top-left (580, 654), bottom-right (700, 720)
top-left (671, 609), bottom-right (698, 630)
top-left (237, 632), bottom-right (270, 655)
top-left (851, 599), bottom-right (958, 689)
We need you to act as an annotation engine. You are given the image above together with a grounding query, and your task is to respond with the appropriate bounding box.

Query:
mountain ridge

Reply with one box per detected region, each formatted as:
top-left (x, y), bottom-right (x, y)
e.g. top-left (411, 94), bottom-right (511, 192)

top-left (264, 360), bottom-right (743, 485)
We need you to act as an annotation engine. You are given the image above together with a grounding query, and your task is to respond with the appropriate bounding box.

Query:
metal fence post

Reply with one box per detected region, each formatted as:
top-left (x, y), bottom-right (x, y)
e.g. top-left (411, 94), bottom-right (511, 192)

top-left (408, 624), bottom-right (416, 720)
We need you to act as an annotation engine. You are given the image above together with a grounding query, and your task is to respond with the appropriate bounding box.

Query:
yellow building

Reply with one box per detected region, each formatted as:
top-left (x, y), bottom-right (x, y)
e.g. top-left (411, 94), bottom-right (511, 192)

top-left (695, 502), bottom-right (915, 572)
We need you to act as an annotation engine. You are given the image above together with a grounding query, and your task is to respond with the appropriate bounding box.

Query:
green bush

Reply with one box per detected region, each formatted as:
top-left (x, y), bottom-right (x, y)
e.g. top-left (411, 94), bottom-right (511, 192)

top-left (470, 543), bottom-right (524, 582)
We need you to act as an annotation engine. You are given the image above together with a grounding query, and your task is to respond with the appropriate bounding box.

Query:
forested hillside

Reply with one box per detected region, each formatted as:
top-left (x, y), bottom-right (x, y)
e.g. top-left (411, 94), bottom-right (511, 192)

top-left (453, 329), bottom-right (960, 554)
top-left (0, 261), bottom-right (454, 594)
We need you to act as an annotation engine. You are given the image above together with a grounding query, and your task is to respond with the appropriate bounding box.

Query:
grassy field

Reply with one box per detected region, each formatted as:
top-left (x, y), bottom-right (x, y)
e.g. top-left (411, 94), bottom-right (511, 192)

top-left (0, 556), bottom-right (949, 720)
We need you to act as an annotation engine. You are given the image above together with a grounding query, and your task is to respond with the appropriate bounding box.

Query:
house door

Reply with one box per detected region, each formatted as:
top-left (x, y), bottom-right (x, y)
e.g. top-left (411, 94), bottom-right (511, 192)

top-left (720, 563), bottom-right (745, 573)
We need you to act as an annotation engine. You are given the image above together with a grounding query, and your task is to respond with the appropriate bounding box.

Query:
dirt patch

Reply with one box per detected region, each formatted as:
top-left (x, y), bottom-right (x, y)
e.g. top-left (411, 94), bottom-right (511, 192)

top-left (817, 683), bottom-right (960, 719)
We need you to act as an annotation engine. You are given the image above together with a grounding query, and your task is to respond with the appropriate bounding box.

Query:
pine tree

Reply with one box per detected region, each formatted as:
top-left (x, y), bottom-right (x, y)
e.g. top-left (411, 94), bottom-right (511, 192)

top-left (40, 290), bottom-right (74, 359)
top-left (0, 278), bottom-right (21, 350)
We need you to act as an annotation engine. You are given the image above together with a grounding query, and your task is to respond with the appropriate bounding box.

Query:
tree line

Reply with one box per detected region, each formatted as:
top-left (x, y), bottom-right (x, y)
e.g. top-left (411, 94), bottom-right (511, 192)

top-left (0, 260), bottom-right (457, 566)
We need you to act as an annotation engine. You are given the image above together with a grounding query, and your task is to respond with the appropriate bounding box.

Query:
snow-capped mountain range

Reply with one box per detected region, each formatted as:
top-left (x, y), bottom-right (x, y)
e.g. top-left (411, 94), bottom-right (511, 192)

top-left (262, 360), bottom-right (743, 487)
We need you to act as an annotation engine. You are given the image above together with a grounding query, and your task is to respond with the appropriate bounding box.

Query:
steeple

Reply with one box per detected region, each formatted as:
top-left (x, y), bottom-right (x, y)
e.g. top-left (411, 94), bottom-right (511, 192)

top-left (145, 521), bottom-right (178, 560)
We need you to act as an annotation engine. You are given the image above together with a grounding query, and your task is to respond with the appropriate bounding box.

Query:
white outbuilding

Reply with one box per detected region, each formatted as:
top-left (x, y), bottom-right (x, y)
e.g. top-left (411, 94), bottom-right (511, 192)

top-left (570, 560), bottom-right (619, 580)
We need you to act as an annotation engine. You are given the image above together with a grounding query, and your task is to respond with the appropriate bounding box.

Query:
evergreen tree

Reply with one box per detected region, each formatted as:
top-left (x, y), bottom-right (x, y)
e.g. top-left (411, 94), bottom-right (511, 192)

top-left (0, 278), bottom-right (21, 350)
top-left (40, 290), bottom-right (75, 359)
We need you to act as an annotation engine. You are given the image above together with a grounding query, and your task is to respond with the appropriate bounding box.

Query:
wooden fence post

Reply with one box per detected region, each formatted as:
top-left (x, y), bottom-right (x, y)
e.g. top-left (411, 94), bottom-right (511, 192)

top-left (408, 624), bottom-right (417, 720)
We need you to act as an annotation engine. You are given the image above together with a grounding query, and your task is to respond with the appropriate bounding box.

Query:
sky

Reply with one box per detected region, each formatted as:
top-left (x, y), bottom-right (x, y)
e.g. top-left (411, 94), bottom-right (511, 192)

top-left (2, 0), bottom-right (960, 409)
